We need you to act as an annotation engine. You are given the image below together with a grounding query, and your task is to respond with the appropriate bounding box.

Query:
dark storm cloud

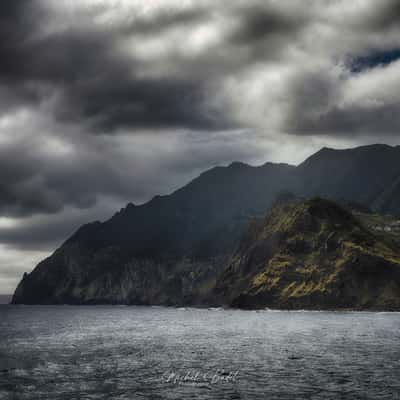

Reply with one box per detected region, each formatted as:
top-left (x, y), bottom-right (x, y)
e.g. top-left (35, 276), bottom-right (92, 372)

top-left (0, 1), bottom-right (226, 132)
top-left (228, 4), bottom-right (306, 44)
top-left (271, 0), bottom-right (400, 138)
top-left (289, 103), bottom-right (400, 137)
top-left (0, 1), bottom-right (316, 134)
top-left (282, 58), bottom-right (400, 137)
top-left (0, 1), bottom-right (50, 84)
top-left (58, 77), bottom-right (225, 132)
top-left (358, 0), bottom-right (400, 31)
top-left (2, 0), bottom-right (400, 138)
top-left (0, 202), bottom-right (116, 251)
top-left (0, 151), bottom-right (98, 217)
top-left (0, 129), bottom-right (134, 217)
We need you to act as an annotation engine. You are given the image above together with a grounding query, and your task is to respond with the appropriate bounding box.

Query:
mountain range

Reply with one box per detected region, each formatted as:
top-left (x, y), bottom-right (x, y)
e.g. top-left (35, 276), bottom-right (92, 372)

top-left (12, 144), bottom-right (400, 308)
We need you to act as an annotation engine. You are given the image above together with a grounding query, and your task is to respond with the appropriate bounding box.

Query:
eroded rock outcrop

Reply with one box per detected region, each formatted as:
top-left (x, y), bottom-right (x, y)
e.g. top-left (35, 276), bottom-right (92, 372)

top-left (216, 198), bottom-right (400, 310)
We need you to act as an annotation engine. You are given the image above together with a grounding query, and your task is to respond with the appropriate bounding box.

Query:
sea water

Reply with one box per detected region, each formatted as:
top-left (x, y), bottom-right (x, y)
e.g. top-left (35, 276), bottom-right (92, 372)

top-left (1, 305), bottom-right (400, 399)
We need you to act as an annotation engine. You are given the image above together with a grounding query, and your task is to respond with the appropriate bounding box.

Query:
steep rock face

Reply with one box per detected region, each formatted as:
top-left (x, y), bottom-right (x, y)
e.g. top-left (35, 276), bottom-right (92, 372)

top-left (12, 144), bottom-right (400, 305)
top-left (13, 162), bottom-right (294, 305)
top-left (215, 198), bottom-right (400, 310)
top-left (12, 240), bottom-right (228, 305)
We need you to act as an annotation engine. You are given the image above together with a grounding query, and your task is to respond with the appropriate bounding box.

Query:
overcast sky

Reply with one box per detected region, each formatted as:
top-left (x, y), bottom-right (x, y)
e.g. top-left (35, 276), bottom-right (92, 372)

top-left (1, 0), bottom-right (400, 294)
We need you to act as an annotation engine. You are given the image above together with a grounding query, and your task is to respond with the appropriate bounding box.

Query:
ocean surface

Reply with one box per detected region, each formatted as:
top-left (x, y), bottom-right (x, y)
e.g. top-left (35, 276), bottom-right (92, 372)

top-left (1, 306), bottom-right (400, 400)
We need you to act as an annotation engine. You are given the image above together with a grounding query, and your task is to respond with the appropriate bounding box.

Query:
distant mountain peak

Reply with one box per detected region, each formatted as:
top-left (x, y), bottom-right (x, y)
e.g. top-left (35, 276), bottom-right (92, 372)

top-left (228, 161), bottom-right (250, 169)
top-left (299, 143), bottom-right (400, 168)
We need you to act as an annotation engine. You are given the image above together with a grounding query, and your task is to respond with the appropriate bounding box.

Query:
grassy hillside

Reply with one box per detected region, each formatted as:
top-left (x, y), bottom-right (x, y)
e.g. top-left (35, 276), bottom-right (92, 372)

top-left (216, 198), bottom-right (400, 310)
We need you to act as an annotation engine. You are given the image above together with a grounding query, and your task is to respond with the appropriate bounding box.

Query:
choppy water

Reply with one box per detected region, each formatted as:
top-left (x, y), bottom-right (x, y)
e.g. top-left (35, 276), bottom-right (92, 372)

top-left (1, 306), bottom-right (400, 399)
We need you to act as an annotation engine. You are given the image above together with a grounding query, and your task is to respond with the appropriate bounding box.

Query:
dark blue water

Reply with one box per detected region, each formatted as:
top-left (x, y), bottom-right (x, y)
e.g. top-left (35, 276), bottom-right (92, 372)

top-left (1, 306), bottom-right (400, 399)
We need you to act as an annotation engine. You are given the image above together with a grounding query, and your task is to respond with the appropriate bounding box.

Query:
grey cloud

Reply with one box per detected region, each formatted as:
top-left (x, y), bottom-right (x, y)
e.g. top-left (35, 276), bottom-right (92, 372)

top-left (281, 52), bottom-right (400, 137)
top-left (120, 7), bottom-right (210, 36)
top-left (290, 103), bottom-right (400, 137)
top-left (58, 77), bottom-right (227, 132)
top-left (358, 0), bottom-right (400, 31)
top-left (283, 68), bottom-right (342, 135)
top-left (0, 2), bottom-right (227, 132)
top-left (0, 136), bottom-right (117, 217)
top-left (228, 4), bottom-right (307, 45)
top-left (1, 0), bottom-right (400, 138)
top-left (0, 1), bottom-right (325, 135)
top-left (0, 202), bottom-right (117, 251)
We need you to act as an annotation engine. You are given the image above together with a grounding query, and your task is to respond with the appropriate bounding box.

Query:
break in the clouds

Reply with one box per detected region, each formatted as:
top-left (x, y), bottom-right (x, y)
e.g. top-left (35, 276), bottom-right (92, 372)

top-left (0, 0), bottom-right (400, 293)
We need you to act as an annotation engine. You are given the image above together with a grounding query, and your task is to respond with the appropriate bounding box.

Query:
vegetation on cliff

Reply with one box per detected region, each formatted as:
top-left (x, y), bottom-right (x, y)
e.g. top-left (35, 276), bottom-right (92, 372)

top-left (216, 198), bottom-right (400, 310)
top-left (12, 144), bottom-right (400, 308)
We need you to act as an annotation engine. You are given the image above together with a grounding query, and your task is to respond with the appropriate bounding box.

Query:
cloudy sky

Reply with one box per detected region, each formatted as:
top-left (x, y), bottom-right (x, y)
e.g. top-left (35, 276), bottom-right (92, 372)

top-left (1, 0), bottom-right (400, 294)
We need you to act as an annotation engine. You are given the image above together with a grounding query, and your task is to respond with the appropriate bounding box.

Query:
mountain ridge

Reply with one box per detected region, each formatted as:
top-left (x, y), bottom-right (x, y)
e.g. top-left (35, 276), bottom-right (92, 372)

top-left (12, 143), bottom-right (400, 306)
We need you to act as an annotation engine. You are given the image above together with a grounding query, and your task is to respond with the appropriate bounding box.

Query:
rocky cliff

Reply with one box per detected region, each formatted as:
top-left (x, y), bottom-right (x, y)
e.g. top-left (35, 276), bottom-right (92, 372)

top-left (216, 198), bottom-right (400, 310)
top-left (12, 144), bottom-right (400, 307)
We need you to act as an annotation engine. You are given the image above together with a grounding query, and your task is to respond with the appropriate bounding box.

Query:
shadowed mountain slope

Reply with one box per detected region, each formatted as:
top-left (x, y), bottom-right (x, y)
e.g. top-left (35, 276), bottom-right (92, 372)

top-left (12, 144), bottom-right (400, 306)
